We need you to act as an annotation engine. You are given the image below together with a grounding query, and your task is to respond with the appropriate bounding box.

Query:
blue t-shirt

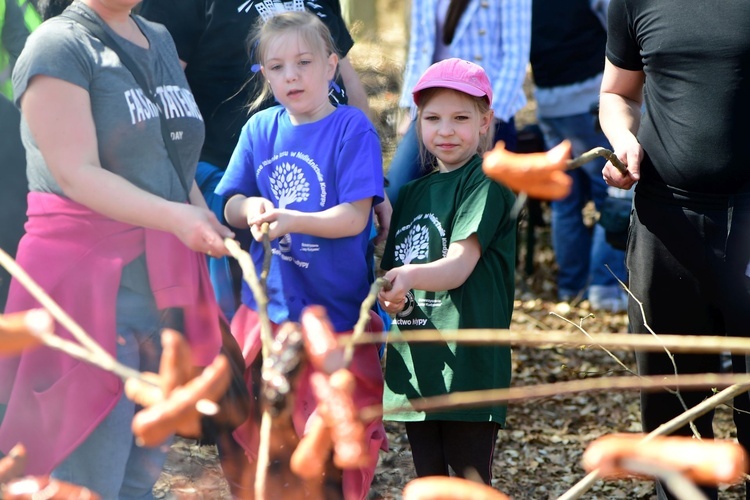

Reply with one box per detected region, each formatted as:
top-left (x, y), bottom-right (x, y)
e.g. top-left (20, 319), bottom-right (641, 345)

top-left (216, 105), bottom-right (384, 332)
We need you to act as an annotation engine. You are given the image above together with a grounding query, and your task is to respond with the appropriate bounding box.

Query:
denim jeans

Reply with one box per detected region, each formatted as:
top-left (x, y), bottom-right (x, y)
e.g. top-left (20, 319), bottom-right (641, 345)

top-left (385, 117), bottom-right (518, 204)
top-left (538, 113), bottom-right (627, 298)
top-left (51, 286), bottom-right (171, 499)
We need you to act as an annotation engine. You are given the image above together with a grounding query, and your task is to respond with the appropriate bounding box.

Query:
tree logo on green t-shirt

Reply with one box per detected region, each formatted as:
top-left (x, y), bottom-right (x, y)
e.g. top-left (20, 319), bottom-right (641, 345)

top-left (395, 224), bottom-right (430, 264)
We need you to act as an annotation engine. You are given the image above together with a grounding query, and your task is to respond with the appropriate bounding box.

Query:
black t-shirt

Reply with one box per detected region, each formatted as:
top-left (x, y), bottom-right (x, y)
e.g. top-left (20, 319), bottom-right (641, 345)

top-left (606, 0), bottom-right (750, 194)
top-left (138, 0), bottom-right (354, 168)
top-left (530, 0), bottom-right (606, 88)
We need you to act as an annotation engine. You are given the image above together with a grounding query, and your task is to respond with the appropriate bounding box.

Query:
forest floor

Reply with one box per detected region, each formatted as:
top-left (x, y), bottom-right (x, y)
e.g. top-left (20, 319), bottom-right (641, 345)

top-left (155, 2), bottom-right (747, 497)
top-left (154, 238), bottom-right (746, 499)
top-left (154, 239), bottom-right (746, 500)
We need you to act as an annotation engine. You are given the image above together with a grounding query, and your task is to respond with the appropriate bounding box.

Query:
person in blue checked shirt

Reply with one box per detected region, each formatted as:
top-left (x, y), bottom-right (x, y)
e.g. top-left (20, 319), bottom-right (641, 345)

top-left (385, 0), bottom-right (531, 203)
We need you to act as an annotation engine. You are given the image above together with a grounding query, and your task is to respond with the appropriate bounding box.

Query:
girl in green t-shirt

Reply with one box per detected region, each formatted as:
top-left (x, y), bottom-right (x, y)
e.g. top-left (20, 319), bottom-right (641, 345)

top-left (378, 58), bottom-right (516, 485)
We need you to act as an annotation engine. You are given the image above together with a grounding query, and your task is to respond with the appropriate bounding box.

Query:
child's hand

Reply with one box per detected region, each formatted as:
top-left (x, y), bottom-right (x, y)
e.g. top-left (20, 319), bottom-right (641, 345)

top-left (377, 267), bottom-right (413, 314)
top-left (249, 208), bottom-right (299, 241)
top-left (243, 197), bottom-right (275, 241)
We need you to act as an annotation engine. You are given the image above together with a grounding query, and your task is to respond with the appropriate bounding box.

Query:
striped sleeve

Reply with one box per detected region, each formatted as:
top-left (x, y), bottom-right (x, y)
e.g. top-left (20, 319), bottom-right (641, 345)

top-left (491, 0), bottom-right (531, 121)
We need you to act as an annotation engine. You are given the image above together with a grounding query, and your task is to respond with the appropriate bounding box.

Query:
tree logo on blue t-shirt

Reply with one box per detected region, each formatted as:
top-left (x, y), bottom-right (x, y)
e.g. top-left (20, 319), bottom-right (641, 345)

top-left (395, 224), bottom-right (430, 264)
top-left (270, 162), bottom-right (311, 209)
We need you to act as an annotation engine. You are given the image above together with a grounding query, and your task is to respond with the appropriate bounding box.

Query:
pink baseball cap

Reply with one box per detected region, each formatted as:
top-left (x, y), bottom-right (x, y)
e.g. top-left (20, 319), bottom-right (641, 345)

top-left (412, 58), bottom-right (493, 107)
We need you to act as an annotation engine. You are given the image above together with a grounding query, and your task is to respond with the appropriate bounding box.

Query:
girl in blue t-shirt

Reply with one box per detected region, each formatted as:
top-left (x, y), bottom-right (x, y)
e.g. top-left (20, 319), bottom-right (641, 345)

top-left (215, 10), bottom-right (386, 499)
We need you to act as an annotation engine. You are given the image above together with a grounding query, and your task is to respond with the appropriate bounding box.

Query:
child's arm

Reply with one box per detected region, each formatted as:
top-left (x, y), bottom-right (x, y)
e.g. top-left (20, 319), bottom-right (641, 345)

top-left (248, 198), bottom-right (373, 241)
top-left (224, 194), bottom-right (275, 242)
top-left (378, 234), bottom-right (482, 314)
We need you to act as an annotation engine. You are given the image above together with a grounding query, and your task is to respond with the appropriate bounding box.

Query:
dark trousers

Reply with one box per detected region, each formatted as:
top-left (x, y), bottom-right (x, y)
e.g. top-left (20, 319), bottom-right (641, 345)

top-left (627, 188), bottom-right (750, 500)
top-left (404, 420), bottom-right (499, 484)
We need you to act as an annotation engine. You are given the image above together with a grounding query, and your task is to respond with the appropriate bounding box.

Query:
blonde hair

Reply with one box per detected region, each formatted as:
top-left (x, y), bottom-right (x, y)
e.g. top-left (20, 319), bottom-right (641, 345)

top-left (247, 11), bottom-right (339, 112)
top-left (414, 87), bottom-right (495, 172)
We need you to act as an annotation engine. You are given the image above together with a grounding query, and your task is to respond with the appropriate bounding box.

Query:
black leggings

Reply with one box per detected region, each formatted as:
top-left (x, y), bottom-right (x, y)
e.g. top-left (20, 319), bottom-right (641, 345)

top-left (404, 420), bottom-right (499, 484)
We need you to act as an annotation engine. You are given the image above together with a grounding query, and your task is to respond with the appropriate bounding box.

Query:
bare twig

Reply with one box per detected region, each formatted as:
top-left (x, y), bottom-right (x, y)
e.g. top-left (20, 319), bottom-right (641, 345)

top-left (224, 230), bottom-right (274, 500)
top-left (35, 330), bottom-right (146, 382)
top-left (340, 329), bottom-right (750, 355)
top-left (0, 248), bottom-right (153, 385)
top-left (223, 238), bottom-right (273, 358)
top-left (0, 249), bottom-right (112, 362)
top-left (514, 309), bottom-right (552, 330)
top-left (344, 277), bottom-right (391, 367)
top-left (613, 269), bottom-right (698, 437)
top-left (359, 373), bottom-right (750, 422)
top-left (567, 147), bottom-right (627, 175)
top-left (260, 222), bottom-right (272, 289)
top-left (550, 312), bottom-right (635, 376)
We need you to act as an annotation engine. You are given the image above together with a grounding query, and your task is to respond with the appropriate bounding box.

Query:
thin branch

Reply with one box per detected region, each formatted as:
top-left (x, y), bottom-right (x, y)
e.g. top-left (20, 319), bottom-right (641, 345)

top-left (344, 277), bottom-right (390, 367)
top-left (567, 147), bottom-right (627, 175)
top-left (550, 311), bottom-right (635, 376)
top-left (255, 411), bottom-right (273, 498)
top-left (0, 248), bottom-right (154, 385)
top-left (514, 309), bottom-right (552, 330)
top-left (36, 330), bottom-right (146, 382)
top-left (339, 329), bottom-right (750, 355)
top-left (224, 232), bottom-right (274, 500)
top-left (0, 249), bottom-right (113, 363)
top-left (614, 268), bottom-right (698, 437)
top-left (223, 238), bottom-right (273, 357)
top-left (359, 373), bottom-right (750, 422)
top-left (260, 223), bottom-right (272, 289)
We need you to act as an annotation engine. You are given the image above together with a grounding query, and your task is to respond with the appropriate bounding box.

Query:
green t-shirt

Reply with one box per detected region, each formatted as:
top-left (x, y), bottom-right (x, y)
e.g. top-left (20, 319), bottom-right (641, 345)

top-left (381, 155), bottom-right (516, 424)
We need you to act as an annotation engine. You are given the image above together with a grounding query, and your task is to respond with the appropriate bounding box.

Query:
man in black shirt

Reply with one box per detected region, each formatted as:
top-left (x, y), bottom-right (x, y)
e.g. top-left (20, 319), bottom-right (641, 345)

top-left (600, 1), bottom-right (750, 498)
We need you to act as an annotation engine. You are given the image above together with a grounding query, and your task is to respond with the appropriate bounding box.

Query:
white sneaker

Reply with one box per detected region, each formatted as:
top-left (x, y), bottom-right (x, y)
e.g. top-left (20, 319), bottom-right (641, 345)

top-left (588, 285), bottom-right (628, 313)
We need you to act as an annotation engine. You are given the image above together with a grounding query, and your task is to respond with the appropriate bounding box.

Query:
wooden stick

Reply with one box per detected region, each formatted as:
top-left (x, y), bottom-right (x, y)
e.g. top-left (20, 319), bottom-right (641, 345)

top-left (339, 329), bottom-right (750, 355)
top-left (567, 146), bottom-right (627, 175)
top-left (343, 277), bottom-right (390, 367)
top-left (360, 373), bottom-right (750, 424)
top-left (260, 222), bottom-right (272, 289)
top-left (224, 230), bottom-right (274, 500)
top-left (0, 248), bottom-right (113, 363)
top-left (36, 330), bottom-right (146, 382)
top-left (0, 249), bottom-right (224, 419)
top-left (223, 238), bottom-right (273, 357)
top-left (559, 382), bottom-right (750, 500)
top-left (0, 248), bottom-right (153, 385)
